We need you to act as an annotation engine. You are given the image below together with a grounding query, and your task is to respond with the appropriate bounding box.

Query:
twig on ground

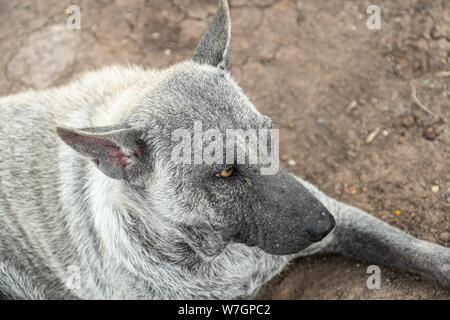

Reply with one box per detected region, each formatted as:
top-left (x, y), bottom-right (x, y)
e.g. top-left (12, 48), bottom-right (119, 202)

top-left (410, 82), bottom-right (434, 116)
top-left (435, 71), bottom-right (450, 78)
top-left (366, 127), bottom-right (381, 144)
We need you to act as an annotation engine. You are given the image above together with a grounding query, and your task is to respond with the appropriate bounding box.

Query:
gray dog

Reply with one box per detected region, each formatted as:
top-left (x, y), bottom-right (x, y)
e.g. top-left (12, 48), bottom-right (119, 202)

top-left (0, 0), bottom-right (449, 299)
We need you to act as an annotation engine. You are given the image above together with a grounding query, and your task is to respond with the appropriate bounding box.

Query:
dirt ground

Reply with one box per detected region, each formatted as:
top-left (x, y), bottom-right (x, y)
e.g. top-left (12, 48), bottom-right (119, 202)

top-left (0, 0), bottom-right (449, 299)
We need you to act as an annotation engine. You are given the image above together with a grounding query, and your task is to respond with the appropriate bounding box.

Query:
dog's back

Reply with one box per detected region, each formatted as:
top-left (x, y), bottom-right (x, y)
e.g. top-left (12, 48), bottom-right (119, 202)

top-left (0, 65), bottom-right (156, 299)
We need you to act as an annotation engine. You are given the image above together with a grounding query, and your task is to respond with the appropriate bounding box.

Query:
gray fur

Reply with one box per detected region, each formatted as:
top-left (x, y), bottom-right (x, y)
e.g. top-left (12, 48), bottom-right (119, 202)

top-left (0, 0), bottom-right (448, 299)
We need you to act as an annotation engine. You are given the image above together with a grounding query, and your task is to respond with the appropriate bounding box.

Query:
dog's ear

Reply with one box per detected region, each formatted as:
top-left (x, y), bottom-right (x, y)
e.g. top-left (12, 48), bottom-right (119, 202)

top-left (56, 126), bottom-right (147, 181)
top-left (193, 0), bottom-right (231, 70)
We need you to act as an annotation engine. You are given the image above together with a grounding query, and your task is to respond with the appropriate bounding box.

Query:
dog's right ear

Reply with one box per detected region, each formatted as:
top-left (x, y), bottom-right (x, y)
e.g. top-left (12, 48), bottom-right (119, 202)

top-left (56, 126), bottom-right (148, 181)
top-left (193, 0), bottom-right (231, 70)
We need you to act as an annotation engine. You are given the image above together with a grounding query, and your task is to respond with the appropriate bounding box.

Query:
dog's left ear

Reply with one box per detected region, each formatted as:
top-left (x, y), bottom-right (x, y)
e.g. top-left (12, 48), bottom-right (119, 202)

top-left (193, 0), bottom-right (231, 70)
top-left (56, 126), bottom-right (147, 181)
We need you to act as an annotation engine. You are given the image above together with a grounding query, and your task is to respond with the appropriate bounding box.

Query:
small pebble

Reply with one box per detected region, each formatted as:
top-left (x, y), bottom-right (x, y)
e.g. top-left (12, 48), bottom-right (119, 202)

top-left (287, 122), bottom-right (296, 129)
top-left (151, 32), bottom-right (160, 39)
top-left (164, 49), bottom-right (172, 56)
top-left (401, 115), bottom-right (416, 128)
top-left (317, 118), bottom-right (326, 125)
top-left (346, 150), bottom-right (357, 159)
top-left (287, 159), bottom-right (296, 167)
top-left (347, 185), bottom-right (358, 194)
top-left (431, 185), bottom-right (440, 193)
top-left (440, 232), bottom-right (450, 242)
top-left (423, 126), bottom-right (441, 141)
top-left (347, 100), bottom-right (358, 112)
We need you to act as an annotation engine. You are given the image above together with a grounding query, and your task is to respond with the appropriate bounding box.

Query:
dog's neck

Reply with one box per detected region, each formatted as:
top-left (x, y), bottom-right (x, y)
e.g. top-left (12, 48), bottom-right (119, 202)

top-left (67, 158), bottom-right (224, 275)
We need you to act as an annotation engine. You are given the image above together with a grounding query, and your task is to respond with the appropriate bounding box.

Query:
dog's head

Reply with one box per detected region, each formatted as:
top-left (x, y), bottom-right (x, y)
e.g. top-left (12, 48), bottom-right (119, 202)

top-left (57, 0), bottom-right (335, 257)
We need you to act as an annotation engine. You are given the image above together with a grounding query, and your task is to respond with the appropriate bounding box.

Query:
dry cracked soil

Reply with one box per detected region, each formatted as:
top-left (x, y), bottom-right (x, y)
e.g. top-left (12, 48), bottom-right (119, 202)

top-left (0, 0), bottom-right (449, 299)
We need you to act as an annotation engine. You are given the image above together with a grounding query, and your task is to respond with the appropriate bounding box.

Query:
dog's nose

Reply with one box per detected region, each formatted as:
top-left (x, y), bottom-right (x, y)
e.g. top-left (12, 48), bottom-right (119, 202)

top-left (306, 208), bottom-right (336, 242)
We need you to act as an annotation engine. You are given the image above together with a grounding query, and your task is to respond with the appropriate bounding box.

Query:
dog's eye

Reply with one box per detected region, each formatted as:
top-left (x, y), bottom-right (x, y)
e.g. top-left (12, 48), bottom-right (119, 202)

top-left (216, 167), bottom-right (234, 178)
